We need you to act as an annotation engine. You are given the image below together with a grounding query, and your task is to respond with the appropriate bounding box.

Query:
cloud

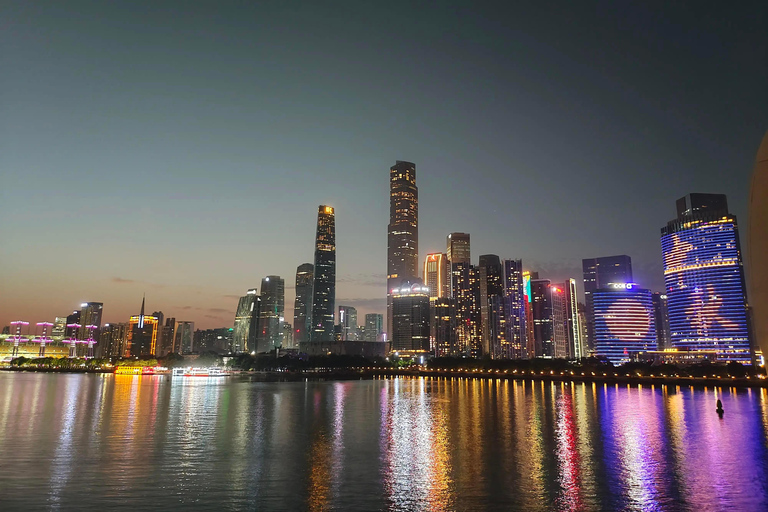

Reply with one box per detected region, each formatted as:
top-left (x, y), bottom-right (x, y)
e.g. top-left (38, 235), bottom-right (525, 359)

top-left (222, 294), bottom-right (241, 299)
top-left (208, 308), bottom-right (230, 313)
top-left (336, 273), bottom-right (387, 287)
top-left (112, 277), bottom-right (135, 284)
top-left (335, 298), bottom-right (387, 311)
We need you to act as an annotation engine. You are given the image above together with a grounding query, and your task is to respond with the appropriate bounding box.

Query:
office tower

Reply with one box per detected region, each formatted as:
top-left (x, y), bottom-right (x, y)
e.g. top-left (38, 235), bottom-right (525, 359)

top-left (479, 254), bottom-right (503, 357)
top-left (101, 323), bottom-right (128, 357)
top-left (232, 289), bottom-right (260, 353)
top-left (531, 279), bottom-right (553, 357)
top-left (151, 311), bottom-right (164, 355)
top-left (423, 253), bottom-right (449, 299)
top-left (281, 323), bottom-right (293, 349)
top-left (364, 313), bottom-right (384, 342)
top-left (311, 205), bottom-right (336, 344)
top-left (159, 317), bottom-right (176, 356)
top-left (566, 279), bottom-right (584, 359)
top-left (65, 310), bottom-right (81, 338)
top-left (391, 281), bottom-right (430, 353)
top-left (446, 233), bottom-right (470, 266)
top-left (502, 259), bottom-right (526, 359)
top-left (431, 298), bottom-right (457, 356)
top-left (293, 263), bottom-right (314, 346)
top-left (175, 321), bottom-right (195, 355)
top-left (452, 261), bottom-right (482, 356)
top-left (749, 131), bottom-right (768, 361)
top-left (661, 193), bottom-right (751, 362)
top-left (338, 305), bottom-right (358, 341)
top-left (578, 306), bottom-right (589, 356)
top-left (651, 292), bottom-right (671, 350)
top-left (593, 283), bottom-right (656, 365)
top-left (550, 284), bottom-right (569, 358)
top-left (523, 271), bottom-right (536, 358)
top-left (127, 296), bottom-right (159, 357)
top-left (582, 255), bottom-right (633, 351)
top-left (387, 161), bottom-right (419, 340)
top-left (259, 275), bottom-right (285, 353)
top-left (194, 328), bottom-right (232, 353)
top-left (78, 302), bottom-right (103, 342)
top-left (52, 317), bottom-right (67, 338)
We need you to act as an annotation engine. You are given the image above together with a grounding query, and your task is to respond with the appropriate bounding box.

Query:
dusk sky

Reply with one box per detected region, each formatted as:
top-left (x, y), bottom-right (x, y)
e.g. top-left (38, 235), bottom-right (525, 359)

top-left (2, 1), bottom-right (766, 330)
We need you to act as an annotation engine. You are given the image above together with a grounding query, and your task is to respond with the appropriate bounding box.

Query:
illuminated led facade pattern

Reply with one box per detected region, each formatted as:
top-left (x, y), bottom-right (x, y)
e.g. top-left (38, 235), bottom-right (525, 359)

top-left (391, 281), bottom-right (430, 352)
top-left (233, 289), bottom-right (259, 353)
top-left (127, 296), bottom-right (159, 356)
top-left (423, 253), bottom-right (449, 299)
top-left (566, 279), bottom-right (583, 359)
top-left (293, 263), bottom-right (314, 347)
top-left (311, 205), bottom-right (336, 344)
top-left (593, 284), bottom-right (656, 365)
top-left (661, 194), bottom-right (752, 362)
top-left (387, 161), bottom-right (418, 339)
top-left (582, 255), bottom-right (633, 351)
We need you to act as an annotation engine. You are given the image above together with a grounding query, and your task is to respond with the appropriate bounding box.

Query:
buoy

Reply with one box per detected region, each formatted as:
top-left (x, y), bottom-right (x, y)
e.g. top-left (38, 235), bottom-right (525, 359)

top-left (716, 398), bottom-right (724, 417)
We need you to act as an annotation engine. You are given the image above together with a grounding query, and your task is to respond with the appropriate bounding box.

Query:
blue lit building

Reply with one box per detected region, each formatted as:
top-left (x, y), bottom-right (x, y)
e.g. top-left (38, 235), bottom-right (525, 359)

top-left (593, 284), bottom-right (657, 365)
top-left (660, 193), bottom-right (752, 363)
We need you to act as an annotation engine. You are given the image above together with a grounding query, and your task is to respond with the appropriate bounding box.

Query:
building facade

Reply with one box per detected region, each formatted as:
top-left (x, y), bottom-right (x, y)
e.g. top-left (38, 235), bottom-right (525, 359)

top-left (232, 289), bottom-right (260, 353)
top-left (423, 253), bottom-right (449, 299)
top-left (593, 284), bottom-right (657, 365)
top-left (749, 131), bottom-right (768, 361)
top-left (391, 281), bottom-right (430, 353)
top-left (258, 275), bottom-right (284, 353)
top-left (310, 205), bottom-right (336, 345)
top-left (582, 255), bottom-right (633, 351)
top-left (364, 313), bottom-right (383, 342)
top-left (502, 259), bottom-right (526, 359)
top-left (338, 305), bottom-right (358, 341)
top-left (293, 263), bottom-right (314, 347)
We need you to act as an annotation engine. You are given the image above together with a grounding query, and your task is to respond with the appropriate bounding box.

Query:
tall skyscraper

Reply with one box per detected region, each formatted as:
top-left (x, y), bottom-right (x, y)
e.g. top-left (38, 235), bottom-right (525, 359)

top-left (749, 131), bottom-right (768, 361)
top-left (523, 271), bottom-right (536, 358)
top-left (311, 205), bottom-right (336, 344)
top-left (338, 305), bottom-right (358, 341)
top-left (661, 193), bottom-right (752, 362)
top-left (582, 255), bottom-right (633, 351)
top-left (232, 289), bottom-right (260, 353)
top-left (479, 254), bottom-right (503, 357)
top-left (151, 311), bottom-right (164, 356)
top-left (258, 275), bottom-right (285, 353)
top-left (565, 279), bottom-right (584, 359)
top-left (78, 302), bottom-right (103, 343)
top-left (431, 298), bottom-right (457, 357)
top-left (452, 262), bottom-right (482, 357)
top-left (423, 253), bottom-right (449, 299)
top-left (127, 296), bottom-right (159, 357)
top-left (651, 292), bottom-right (671, 350)
top-left (387, 161), bottom-right (419, 340)
top-left (364, 313), bottom-right (384, 342)
top-left (502, 259), bottom-right (526, 359)
top-left (174, 321), bottom-right (195, 355)
top-left (159, 317), bottom-right (176, 356)
top-left (531, 279), bottom-right (553, 357)
top-left (593, 283), bottom-right (656, 365)
top-left (293, 263), bottom-right (314, 346)
top-left (101, 322), bottom-right (128, 357)
top-left (446, 233), bottom-right (470, 267)
top-left (550, 284), bottom-right (569, 358)
top-left (391, 281), bottom-right (430, 353)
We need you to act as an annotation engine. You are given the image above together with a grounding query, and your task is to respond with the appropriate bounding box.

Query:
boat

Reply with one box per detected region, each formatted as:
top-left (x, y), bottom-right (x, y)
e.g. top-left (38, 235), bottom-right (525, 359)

top-left (171, 367), bottom-right (231, 377)
top-left (115, 366), bottom-right (170, 375)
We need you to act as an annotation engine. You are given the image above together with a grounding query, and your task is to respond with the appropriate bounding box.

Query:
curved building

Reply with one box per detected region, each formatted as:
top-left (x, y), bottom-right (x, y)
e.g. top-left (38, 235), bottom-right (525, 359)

top-left (749, 131), bottom-right (768, 362)
top-left (593, 283), bottom-right (656, 365)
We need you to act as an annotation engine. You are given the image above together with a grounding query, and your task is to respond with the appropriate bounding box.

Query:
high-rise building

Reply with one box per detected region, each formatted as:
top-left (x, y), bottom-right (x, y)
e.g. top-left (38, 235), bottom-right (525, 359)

top-left (159, 317), bottom-right (176, 356)
top-left (174, 321), bottom-right (195, 355)
top-left (651, 292), bottom-right (671, 350)
top-left (293, 263), bottom-right (314, 346)
top-left (531, 279), bottom-right (553, 357)
top-left (151, 311), bottom-right (164, 356)
top-left (101, 323), bottom-right (128, 357)
top-left (232, 289), bottom-right (260, 353)
top-left (452, 261), bottom-right (482, 357)
top-left (310, 205), bottom-right (336, 344)
top-left (446, 233), bottom-right (470, 267)
top-left (391, 281), bottom-right (430, 353)
top-left (749, 131), bottom-right (768, 362)
top-left (523, 271), bottom-right (536, 358)
top-left (65, 310), bottom-right (81, 338)
top-left (127, 296), bottom-right (159, 357)
top-left (387, 161), bottom-right (419, 340)
top-left (431, 298), bottom-right (457, 357)
top-left (364, 313), bottom-right (384, 342)
top-left (577, 305), bottom-right (589, 357)
top-left (566, 279), bottom-right (584, 359)
top-left (502, 259), bottom-right (526, 359)
top-left (423, 253), bottom-right (449, 299)
top-left (258, 275), bottom-right (285, 353)
top-left (194, 327), bottom-right (232, 353)
top-left (661, 193), bottom-right (752, 363)
top-left (582, 255), bottom-right (633, 351)
top-left (479, 254), bottom-right (503, 357)
top-left (281, 323), bottom-right (293, 349)
top-left (593, 283), bottom-right (656, 365)
top-left (550, 284), bottom-right (569, 358)
top-left (338, 305), bottom-right (358, 341)
top-left (78, 302), bottom-right (103, 343)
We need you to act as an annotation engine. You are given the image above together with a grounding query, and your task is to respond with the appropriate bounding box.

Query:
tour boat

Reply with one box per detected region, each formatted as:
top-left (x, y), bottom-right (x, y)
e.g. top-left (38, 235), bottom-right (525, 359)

top-left (172, 367), bottom-right (231, 377)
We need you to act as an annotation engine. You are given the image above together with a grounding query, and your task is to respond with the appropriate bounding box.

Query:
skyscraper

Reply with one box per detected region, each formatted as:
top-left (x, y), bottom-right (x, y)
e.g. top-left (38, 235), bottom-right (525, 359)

top-left (364, 313), bottom-right (384, 342)
top-left (258, 275), bottom-right (285, 353)
top-left (431, 298), bottom-right (457, 357)
top-left (338, 305), bottom-right (358, 341)
top-left (479, 254), bottom-right (503, 357)
top-left (531, 279), bottom-right (553, 357)
top-left (651, 292), bottom-right (671, 350)
top-left (101, 323), bottom-right (128, 357)
top-left (159, 317), bottom-right (176, 356)
top-left (311, 205), bottom-right (336, 344)
top-left (232, 289), bottom-right (260, 353)
top-left (453, 262), bottom-right (482, 357)
top-left (749, 131), bottom-right (768, 361)
top-left (174, 321), bottom-right (195, 355)
top-left (582, 255), bottom-right (633, 351)
top-left (423, 253), bottom-right (449, 299)
top-left (293, 263), bottom-right (314, 346)
top-left (565, 279), bottom-right (584, 359)
top-left (387, 161), bottom-right (419, 340)
top-left (661, 193), bottom-right (752, 362)
top-left (127, 296), bottom-right (159, 357)
top-left (593, 283), bottom-right (656, 365)
top-left (550, 284), bottom-right (569, 358)
top-left (78, 302), bottom-right (103, 343)
top-left (502, 259), bottom-right (526, 359)
top-left (446, 233), bottom-right (470, 268)
top-left (391, 281), bottom-right (430, 353)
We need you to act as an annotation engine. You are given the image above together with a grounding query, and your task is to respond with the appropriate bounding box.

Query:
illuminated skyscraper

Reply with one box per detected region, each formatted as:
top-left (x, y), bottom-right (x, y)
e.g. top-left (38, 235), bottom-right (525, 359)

top-left (550, 283), bottom-right (568, 358)
top-left (293, 263), bottom-right (314, 346)
top-left (311, 205), bottom-right (336, 344)
top-left (127, 296), bottom-right (159, 357)
top-left (582, 255), bottom-right (633, 351)
top-left (387, 161), bottom-right (419, 339)
top-left (531, 279), bottom-right (553, 357)
top-left (479, 254), bottom-right (503, 357)
top-left (159, 317), bottom-right (176, 356)
top-left (364, 313), bottom-right (383, 342)
top-left (593, 283), bottom-right (656, 365)
top-left (522, 271), bottom-right (536, 358)
top-left (174, 321), bottom-right (195, 355)
top-left (652, 292), bottom-right (671, 350)
top-left (423, 253), bottom-right (449, 299)
top-left (565, 279), bottom-right (584, 359)
top-left (661, 193), bottom-right (752, 362)
top-left (502, 259), bottom-right (526, 359)
top-left (258, 275), bottom-right (285, 353)
top-left (431, 298), bottom-right (457, 356)
top-left (101, 323), bottom-right (128, 357)
top-left (78, 302), bottom-right (103, 343)
top-left (446, 233), bottom-right (470, 267)
top-left (232, 289), bottom-right (260, 353)
top-left (391, 281), bottom-right (430, 353)
top-left (453, 262), bottom-right (482, 357)
top-left (749, 131), bottom-right (768, 361)
top-left (338, 305), bottom-right (358, 341)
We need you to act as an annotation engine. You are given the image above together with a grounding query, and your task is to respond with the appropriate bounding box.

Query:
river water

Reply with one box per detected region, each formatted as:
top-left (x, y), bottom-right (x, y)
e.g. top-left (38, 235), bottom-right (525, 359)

top-left (0, 373), bottom-right (767, 511)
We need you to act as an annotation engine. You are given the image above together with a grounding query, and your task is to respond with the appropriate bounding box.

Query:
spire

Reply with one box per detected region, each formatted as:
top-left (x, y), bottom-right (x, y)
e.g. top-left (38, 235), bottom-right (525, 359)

top-left (140, 294), bottom-right (145, 317)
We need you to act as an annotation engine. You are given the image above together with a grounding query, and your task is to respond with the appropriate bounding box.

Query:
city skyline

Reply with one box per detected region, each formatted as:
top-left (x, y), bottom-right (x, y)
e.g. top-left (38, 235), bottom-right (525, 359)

top-left (2, 2), bottom-right (766, 330)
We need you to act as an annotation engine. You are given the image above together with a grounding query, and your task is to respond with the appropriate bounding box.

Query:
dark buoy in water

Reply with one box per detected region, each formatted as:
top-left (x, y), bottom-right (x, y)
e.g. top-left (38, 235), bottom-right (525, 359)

top-left (716, 399), bottom-right (724, 418)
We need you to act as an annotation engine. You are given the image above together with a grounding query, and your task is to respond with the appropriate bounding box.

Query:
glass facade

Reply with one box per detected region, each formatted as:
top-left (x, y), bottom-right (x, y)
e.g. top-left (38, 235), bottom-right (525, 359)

top-left (233, 289), bottom-right (259, 353)
top-left (311, 206), bottom-right (336, 343)
top-left (661, 207), bottom-right (751, 363)
top-left (502, 259), bottom-right (526, 359)
top-left (293, 263), bottom-right (314, 347)
top-left (593, 285), bottom-right (656, 365)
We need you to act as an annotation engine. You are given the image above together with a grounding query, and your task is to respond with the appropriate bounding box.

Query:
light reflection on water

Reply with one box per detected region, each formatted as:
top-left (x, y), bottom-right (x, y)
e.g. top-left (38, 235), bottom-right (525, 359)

top-left (0, 373), bottom-right (767, 511)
